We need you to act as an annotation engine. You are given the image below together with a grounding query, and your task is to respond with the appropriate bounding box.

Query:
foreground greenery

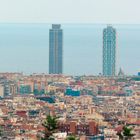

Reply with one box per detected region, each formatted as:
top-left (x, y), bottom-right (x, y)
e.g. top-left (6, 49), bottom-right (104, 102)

top-left (66, 135), bottom-right (79, 140)
top-left (42, 115), bottom-right (58, 139)
top-left (42, 115), bottom-right (80, 140)
top-left (117, 126), bottom-right (135, 140)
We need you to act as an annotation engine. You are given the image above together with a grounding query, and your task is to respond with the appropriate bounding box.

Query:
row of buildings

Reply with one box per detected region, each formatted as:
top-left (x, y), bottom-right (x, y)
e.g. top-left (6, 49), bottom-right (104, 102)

top-left (49, 24), bottom-right (117, 76)
top-left (0, 72), bottom-right (133, 98)
top-left (0, 73), bottom-right (140, 139)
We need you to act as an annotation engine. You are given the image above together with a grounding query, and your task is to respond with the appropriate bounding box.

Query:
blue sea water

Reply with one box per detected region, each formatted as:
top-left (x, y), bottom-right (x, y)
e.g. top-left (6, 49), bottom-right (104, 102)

top-left (0, 23), bottom-right (139, 75)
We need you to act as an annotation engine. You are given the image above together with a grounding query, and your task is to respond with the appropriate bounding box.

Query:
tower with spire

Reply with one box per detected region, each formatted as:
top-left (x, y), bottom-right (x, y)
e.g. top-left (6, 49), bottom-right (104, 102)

top-left (118, 68), bottom-right (125, 77)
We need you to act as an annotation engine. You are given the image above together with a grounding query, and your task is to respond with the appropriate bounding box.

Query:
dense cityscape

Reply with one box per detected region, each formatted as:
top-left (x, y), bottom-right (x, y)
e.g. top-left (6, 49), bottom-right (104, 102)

top-left (0, 23), bottom-right (139, 140)
top-left (0, 73), bottom-right (140, 139)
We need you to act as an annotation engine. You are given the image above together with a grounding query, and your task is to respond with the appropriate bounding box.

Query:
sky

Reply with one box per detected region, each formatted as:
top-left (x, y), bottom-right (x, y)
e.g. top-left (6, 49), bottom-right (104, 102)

top-left (0, 1), bottom-right (140, 75)
top-left (0, 0), bottom-right (140, 24)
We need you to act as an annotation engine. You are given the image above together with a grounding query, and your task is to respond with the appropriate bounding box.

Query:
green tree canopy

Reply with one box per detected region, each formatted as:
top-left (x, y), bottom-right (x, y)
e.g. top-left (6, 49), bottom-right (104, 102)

top-left (43, 115), bottom-right (58, 131)
top-left (42, 115), bottom-right (58, 139)
top-left (66, 136), bottom-right (79, 140)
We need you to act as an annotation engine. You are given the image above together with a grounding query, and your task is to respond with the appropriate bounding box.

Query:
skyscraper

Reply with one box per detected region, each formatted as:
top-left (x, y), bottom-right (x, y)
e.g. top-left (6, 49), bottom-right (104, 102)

top-left (103, 26), bottom-right (116, 76)
top-left (49, 24), bottom-right (63, 74)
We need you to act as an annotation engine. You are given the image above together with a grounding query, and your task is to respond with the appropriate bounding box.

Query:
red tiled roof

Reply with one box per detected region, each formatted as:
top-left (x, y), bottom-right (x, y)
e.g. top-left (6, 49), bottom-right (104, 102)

top-left (115, 125), bottom-right (123, 132)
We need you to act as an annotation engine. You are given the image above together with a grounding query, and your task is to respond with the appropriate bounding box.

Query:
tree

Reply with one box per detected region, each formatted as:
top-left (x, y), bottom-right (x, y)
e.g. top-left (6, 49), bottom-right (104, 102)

top-left (42, 115), bottom-right (58, 139)
top-left (48, 136), bottom-right (55, 140)
top-left (123, 126), bottom-right (135, 139)
top-left (117, 126), bottom-right (135, 140)
top-left (66, 136), bottom-right (79, 140)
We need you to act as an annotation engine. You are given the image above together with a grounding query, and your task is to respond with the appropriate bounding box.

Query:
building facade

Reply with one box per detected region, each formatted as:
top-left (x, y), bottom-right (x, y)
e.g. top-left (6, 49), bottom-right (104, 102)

top-left (49, 24), bottom-right (63, 74)
top-left (59, 121), bottom-right (98, 135)
top-left (103, 26), bottom-right (116, 76)
top-left (0, 84), bottom-right (4, 98)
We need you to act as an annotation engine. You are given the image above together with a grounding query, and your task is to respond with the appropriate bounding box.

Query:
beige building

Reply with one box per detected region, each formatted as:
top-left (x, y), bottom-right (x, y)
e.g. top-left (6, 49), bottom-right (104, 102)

top-left (0, 84), bottom-right (4, 98)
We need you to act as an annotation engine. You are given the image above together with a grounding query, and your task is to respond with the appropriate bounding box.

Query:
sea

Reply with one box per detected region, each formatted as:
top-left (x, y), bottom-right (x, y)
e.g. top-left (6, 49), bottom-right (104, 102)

top-left (0, 23), bottom-right (139, 75)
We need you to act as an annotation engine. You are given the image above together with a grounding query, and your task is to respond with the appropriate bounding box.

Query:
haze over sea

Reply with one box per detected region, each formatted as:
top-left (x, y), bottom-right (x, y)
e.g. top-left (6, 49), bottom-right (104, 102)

top-left (0, 23), bottom-right (139, 75)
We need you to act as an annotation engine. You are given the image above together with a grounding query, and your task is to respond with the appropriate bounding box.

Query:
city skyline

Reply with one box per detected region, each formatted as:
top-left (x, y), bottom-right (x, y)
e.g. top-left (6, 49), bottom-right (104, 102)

top-left (0, 1), bottom-right (140, 139)
top-left (0, 24), bottom-right (139, 75)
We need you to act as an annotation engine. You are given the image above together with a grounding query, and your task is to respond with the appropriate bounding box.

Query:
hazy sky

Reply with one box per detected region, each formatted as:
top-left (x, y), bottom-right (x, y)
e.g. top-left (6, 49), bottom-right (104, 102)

top-left (0, 0), bottom-right (140, 24)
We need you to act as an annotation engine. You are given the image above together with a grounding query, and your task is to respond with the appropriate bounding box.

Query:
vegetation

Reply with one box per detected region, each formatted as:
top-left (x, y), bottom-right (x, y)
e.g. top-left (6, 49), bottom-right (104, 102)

top-left (117, 126), bottom-right (135, 140)
top-left (42, 115), bottom-right (58, 139)
top-left (48, 136), bottom-right (55, 140)
top-left (66, 135), bottom-right (79, 140)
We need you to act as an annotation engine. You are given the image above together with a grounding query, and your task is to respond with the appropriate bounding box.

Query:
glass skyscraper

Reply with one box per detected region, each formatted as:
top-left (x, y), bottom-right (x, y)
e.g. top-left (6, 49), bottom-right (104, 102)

top-left (49, 24), bottom-right (63, 74)
top-left (103, 26), bottom-right (116, 76)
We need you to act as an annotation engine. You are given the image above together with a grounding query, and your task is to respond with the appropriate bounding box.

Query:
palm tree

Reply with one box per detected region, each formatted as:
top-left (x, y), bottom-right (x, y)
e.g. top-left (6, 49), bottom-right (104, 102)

top-left (66, 135), bottom-right (79, 140)
top-left (123, 126), bottom-right (135, 140)
top-left (42, 115), bottom-right (58, 139)
top-left (117, 126), bottom-right (135, 140)
top-left (48, 136), bottom-right (55, 140)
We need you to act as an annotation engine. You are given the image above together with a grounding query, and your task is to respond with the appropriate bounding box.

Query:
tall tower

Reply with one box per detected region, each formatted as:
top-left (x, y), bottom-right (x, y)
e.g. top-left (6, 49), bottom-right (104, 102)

top-left (103, 25), bottom-right (116, 76)
top-left (49, 24), bottom-right (63, 74)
